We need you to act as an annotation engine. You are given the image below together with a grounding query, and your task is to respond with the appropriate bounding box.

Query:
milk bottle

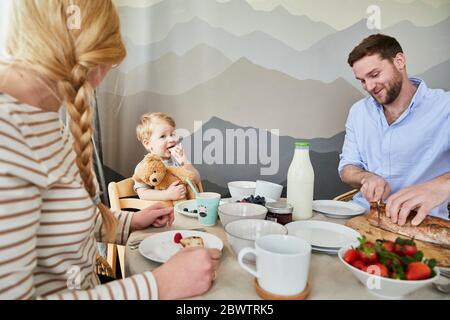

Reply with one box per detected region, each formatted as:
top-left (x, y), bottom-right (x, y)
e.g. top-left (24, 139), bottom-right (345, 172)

top-left (287, 142), bottom-right (315, 220)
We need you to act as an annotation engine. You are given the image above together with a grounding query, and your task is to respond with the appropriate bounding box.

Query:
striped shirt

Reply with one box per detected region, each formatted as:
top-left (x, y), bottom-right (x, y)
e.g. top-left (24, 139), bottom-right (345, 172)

top-left (0, 93), bottom-right (158, 300)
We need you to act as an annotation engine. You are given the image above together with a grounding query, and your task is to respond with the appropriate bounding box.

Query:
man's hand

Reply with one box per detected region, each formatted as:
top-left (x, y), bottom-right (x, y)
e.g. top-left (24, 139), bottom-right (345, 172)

top-left (360, 173), bottom-right (391, 203)
top-left (386, 176), bottom-right (450, 226)
top-left (130, 202), bottom-right (175, 231)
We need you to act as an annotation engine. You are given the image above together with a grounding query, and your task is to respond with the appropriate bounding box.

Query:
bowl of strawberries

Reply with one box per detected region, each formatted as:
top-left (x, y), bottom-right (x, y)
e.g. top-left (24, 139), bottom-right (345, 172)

top-left (338, 236), bottom-right (440, 299)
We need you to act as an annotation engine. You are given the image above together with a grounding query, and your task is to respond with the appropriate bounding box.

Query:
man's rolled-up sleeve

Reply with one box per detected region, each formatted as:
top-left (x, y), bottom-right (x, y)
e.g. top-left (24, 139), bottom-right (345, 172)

top-left (338, 107), bottom-right (367, 176)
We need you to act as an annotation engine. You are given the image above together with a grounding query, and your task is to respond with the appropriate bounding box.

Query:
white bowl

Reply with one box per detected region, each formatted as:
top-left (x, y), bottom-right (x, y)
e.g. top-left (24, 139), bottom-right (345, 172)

top-left (338, 245), bottom-right (440, 299)
top-left (218, 202), bottom-right (267, 226)
top-left (227, 181), bottom-right (256, 199)
top-left (224, 219), bottom-right (288, 261)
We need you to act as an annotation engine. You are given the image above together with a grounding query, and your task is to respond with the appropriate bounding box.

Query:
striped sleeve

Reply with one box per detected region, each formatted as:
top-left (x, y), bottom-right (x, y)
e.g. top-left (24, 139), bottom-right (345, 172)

top-left (0, 174), bottom-right (41, 300)
top-left (94, 209), bottom-right (134, 245)
top-left (0, 111), bottom-right (45, 299)
top-left (41, 271), bottom-right (158, 300)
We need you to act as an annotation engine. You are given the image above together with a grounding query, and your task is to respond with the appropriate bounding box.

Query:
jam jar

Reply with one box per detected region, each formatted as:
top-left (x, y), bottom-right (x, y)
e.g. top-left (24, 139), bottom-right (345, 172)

top-left (265, 201), bottom-right (293, 225)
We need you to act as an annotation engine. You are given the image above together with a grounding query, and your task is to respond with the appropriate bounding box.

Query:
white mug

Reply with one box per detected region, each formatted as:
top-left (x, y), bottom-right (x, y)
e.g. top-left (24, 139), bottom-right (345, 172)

top-left (255, 180), bottom-right (283, 201)
top-left (238, 234), bottom-right (311, 296)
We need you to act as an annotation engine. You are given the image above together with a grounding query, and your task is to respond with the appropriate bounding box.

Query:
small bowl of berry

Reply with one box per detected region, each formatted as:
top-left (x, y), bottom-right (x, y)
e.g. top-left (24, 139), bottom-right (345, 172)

top-left (338, 236), bottom-right (440, 299)
top-left (174, 199), bottom-right (199, 218)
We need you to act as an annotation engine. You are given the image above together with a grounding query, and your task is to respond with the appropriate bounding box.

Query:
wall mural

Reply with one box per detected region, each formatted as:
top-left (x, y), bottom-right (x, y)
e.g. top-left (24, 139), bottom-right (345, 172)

top-left (98, 0), bottom-right (450, 199)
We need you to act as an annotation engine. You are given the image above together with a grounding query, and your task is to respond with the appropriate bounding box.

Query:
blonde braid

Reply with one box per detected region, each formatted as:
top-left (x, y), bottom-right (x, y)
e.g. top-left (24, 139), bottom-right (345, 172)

top-left (58, 63), bottom-right (117, 243)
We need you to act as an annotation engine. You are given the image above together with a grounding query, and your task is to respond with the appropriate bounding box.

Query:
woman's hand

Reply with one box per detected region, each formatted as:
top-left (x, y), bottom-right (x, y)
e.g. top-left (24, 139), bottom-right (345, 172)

top-left (152, 247), bottom-right (222, 299)
top-left (130, 202), bottom-right (175, 231)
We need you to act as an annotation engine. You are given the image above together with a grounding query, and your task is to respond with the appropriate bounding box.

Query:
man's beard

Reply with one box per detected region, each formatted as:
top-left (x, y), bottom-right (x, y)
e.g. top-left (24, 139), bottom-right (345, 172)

top-left (372, 72), bottom-right (403, 105)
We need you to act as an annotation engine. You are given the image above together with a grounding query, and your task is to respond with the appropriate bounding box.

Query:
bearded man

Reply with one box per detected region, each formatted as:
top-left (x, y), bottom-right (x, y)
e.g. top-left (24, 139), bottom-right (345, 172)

top-left (339, 34), bottom-right (450, 226)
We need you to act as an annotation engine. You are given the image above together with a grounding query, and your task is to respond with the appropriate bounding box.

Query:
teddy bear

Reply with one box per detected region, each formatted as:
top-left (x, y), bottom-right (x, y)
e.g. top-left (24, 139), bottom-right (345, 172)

top-left (132, 154), bottom-right (200, 207)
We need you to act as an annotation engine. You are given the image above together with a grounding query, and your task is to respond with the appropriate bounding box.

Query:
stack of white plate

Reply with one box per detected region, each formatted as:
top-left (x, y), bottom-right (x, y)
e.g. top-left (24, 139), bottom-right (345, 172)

top-left (286, 221), bottom-right (361, 255)
top-left (312, 200), bottom-right (366, 219)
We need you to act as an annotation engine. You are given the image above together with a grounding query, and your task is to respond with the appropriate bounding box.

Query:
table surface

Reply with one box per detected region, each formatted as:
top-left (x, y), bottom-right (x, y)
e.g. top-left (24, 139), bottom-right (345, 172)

top-left (125, 208), bottom-right (449, 300)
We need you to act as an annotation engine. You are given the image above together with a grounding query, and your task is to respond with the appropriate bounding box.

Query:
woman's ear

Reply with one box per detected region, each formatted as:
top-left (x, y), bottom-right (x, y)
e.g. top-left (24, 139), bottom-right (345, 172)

top-left (88, 65), bottom-right (112, 89)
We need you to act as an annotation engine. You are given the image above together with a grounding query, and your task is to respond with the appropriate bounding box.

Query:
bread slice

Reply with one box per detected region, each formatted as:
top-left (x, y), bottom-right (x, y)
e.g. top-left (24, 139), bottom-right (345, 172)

top-left (180, 236), bottom-right (205, 248)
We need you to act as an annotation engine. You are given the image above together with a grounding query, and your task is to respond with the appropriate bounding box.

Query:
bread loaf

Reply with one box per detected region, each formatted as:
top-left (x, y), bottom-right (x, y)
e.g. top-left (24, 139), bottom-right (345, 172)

top-left (368, 202), bottom-right (450, 248)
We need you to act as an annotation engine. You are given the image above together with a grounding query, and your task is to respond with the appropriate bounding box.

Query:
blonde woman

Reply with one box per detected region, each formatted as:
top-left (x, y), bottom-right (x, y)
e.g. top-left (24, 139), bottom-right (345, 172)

top-left (0, 0), bottom-right (221, 300)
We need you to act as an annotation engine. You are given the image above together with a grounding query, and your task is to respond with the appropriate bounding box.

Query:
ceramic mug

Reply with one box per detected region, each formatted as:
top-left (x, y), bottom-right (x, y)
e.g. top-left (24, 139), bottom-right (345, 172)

top-left (196, 192), bottom-right (221, 226)
top-left (255, 180), bottom-right (283, 201)
top-left (238, 234), bottom-right (311, 296)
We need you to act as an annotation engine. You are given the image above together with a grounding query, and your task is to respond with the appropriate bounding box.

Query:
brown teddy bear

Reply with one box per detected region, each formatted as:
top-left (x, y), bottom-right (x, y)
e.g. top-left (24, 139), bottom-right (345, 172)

top-left (132, 154), bottom-right (199, 207)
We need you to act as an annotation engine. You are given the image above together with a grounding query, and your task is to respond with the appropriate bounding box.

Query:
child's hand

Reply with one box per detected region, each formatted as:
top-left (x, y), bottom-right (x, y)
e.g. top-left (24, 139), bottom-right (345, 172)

top-left (166, 181), bottom-right (186, 200)
top-left (170, 145), bottom-right (188, 166)
top-left (131, 203), bottom-right (175, 231)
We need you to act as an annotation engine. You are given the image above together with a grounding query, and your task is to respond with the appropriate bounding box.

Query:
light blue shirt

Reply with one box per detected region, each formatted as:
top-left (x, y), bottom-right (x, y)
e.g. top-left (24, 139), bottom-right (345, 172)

top-left (338, 78), bottom-right (450, 219)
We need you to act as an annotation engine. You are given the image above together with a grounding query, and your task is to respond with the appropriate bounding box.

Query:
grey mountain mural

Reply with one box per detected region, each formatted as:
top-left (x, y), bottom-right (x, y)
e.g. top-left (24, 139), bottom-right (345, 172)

top-left (103, 44), bottom-right (232, 95)
top-left (187, 117), bottom-right (347, 191)
top-left (417, 59), bottom-right (450, 91)
top-left (98, 57), bottom-right (364, 141)
top-left (117, 17), bottom-right (450, 95)
top-left (118, 0), bottom-right (336, 51)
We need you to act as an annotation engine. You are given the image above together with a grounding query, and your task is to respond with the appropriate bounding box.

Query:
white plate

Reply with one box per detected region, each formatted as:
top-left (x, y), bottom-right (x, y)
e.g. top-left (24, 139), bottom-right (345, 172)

top-left (312, 200), bottom-right (366, 218)
top-left (174, 199), bottom-right (198, 218)
top-left (312, 248), bottom-right (338, 255)
top-left (286, 221), bottom-right (360, 248)
top-left (139, 230), bottom-right (223, 263)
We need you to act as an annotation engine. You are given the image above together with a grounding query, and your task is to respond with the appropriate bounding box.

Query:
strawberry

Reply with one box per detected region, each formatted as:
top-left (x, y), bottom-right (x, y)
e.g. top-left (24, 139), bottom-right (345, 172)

top-left (358, 249), bottom-right (378, 264)
top-left (365, 263), bottom-right (389, 277)
top-left (394, 244), bottom-right (405, 256)
top-left (351, 260), bottom-right (366, 270)
top-left (403, 244), bottom-right (418, 257)
top-left (173, 232), bottom-right (183, 244)
top-left (365, 242), bottom-right (375, 249)
top-left (381, 240), bottom-right (395, 253)
top-left (406, 262), bottom-right (431, 280)
top-left (344, 249), bottom-right (360, 264)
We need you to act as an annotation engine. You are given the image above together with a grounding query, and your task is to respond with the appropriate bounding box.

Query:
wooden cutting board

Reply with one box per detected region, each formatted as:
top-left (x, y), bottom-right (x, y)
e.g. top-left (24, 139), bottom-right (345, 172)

top-left (346, 214), bottom-right (450, 267)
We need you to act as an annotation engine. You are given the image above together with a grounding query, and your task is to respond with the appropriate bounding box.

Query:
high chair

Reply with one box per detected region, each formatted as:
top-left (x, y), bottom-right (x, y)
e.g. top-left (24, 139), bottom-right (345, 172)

top-left (107, 177), bottom-right (204, 278)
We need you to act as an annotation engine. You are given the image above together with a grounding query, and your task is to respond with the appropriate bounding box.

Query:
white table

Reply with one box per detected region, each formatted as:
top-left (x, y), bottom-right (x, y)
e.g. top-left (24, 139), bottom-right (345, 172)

top-left (125, 210), bottom-right (448, 300)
